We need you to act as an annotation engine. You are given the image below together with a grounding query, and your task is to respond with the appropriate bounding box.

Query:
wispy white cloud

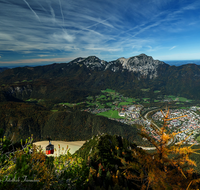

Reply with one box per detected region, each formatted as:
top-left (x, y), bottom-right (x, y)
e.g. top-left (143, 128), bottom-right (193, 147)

top-left (23, 0), bottom-right (40, 21)
top-left (37, 55), bottom-right (54, 57)
top-left (58, 0), bottom-right (65, 26)
top-left (86, 47), bottom-right (122, 52)
top-left (156, 52), bottom-right (200, 61)
top-left (49, 4), bottom-right (56, 23)
top-left (146, 46), bottom-right (164, 52)
top-left (169, 46), bottom-right (176, 50)
top-left (0, 33), bottom-right (14, 41)
top-left (0, 0), bottom-right (200, 65)
top-left (0, 57), bottom-right (73, 64)
top-left (53, 31), bottom-right (75, 43)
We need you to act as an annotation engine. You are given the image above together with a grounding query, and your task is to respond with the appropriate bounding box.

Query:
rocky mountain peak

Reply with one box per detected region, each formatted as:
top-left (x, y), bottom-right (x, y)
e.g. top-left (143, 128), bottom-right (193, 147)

top-left (70, 54), bottom-right (165, 79)
top-left (70, 56), bottom-right (106, 70)
top-left (83, 56), bottom-right (107, 69)
top-left (126, 54), bottom-right (154, 66)
top-left (117, 57), bottom-right (131, 67)
top-left (116, 54), bottom-right (165, 79)
top-left (137, 53), bottom-right (151, 58)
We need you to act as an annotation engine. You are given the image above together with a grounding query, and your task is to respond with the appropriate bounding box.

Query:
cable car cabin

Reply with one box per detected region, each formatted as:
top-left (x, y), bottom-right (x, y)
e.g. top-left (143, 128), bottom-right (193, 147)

top-left (46, 141), bottom-right (54, 155)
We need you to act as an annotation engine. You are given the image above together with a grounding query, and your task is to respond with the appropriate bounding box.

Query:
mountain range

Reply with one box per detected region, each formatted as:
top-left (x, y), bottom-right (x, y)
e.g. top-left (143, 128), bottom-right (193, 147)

top-left (1, 54), bottom-right (200, 190)
top-left (0, 53), bottom-right (200, 103)
top-left (1, 53), bottom-right (200, 143)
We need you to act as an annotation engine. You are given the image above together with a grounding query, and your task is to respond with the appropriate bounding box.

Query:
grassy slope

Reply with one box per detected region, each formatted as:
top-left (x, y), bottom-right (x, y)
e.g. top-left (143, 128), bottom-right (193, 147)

top-left (97, 110), bottom-right (124, 119)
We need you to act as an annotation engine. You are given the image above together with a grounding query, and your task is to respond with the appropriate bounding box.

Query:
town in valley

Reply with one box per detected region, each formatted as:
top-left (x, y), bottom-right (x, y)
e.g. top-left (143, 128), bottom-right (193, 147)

top-left (57, 89), bottom-right (200, 146)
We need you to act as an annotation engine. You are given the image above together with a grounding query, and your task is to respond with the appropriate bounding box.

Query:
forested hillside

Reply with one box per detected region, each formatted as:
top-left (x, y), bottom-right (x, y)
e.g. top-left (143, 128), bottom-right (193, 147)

top-left (1, 132), bottom-right (200, 190)
top-left (1, 55), bottom-right (200, 103)
top-left (0, 102), bottom-right (141, 144)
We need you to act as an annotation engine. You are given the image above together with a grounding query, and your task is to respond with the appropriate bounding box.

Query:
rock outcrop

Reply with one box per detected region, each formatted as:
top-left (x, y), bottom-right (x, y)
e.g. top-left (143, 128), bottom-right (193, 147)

top-left (117, 54), bottom-right (165, 79)
top-left (70, 54), bottom-right (165, 79)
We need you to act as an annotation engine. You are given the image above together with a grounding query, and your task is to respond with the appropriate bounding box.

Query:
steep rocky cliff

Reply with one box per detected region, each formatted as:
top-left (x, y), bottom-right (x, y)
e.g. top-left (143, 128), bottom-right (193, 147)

top-left (117, 54), bottom-right (165, 79)
top-left (70, 54), bottom-right (165, 79)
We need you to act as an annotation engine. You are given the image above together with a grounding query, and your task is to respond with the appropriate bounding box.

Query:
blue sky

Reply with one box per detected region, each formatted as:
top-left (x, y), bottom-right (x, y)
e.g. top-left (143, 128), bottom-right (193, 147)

top-left (0, 0), bottom-right (200, 66)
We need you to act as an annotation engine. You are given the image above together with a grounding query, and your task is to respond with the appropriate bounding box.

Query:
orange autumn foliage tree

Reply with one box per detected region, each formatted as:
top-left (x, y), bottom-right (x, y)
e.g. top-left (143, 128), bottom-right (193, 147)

top-left (121, 109), bottom-right (200, 190)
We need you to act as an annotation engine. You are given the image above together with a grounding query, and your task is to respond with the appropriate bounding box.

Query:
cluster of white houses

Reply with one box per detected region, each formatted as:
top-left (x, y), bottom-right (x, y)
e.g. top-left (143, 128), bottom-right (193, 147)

top-left (152, 107), bottom-right (200, 144)
top-left (118, 105), bottom-right (143, 119)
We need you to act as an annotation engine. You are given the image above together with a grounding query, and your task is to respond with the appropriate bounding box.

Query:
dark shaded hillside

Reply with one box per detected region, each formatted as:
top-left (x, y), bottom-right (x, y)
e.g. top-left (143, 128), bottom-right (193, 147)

top-left (76, 133), bottom-right (137, 163)
top-left (0, 102), bottom-right (49, 142)
top-left (75, 133), bottom-right (200, 190)
top-left (161, 64), bottom-right (200, 99)
top-left (2, 82), bottom-right (94, 103)
top-left (1, 55), bottom-right (200, 102)
top-left (0, 67), bottom-right (9, 73)
top-left (42, 110), bottom-right (141, 142)
top-left (0, 102), bottom-right (141, 144)
top-left (75, 134), bottom-right (141, 189)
